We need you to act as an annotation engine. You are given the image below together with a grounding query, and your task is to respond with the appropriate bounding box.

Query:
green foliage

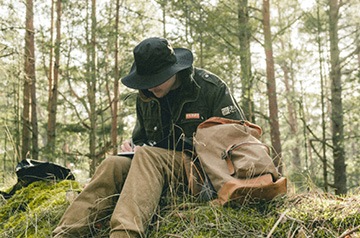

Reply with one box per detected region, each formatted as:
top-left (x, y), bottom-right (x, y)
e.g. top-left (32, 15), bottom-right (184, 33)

top-left (0, 180), bottom-right (80, 238)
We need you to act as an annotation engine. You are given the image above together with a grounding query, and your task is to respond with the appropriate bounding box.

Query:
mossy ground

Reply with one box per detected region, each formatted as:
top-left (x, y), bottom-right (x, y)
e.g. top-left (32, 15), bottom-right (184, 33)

top-left (0, 180), bottom-right (80, 238)
top-left (147, 191), bottom-right (360, 238)
top-left (0, 181), bottom-right (359, 237)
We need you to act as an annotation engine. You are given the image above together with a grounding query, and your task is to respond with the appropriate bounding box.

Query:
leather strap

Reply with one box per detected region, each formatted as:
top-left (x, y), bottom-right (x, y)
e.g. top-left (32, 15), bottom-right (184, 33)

top-left (222, 144), bottom-right (236, 176)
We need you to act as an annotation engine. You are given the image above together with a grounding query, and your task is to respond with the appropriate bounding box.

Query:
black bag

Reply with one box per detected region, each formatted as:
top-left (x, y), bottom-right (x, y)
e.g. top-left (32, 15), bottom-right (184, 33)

top-left (1, 159), bottom-right (75, 199)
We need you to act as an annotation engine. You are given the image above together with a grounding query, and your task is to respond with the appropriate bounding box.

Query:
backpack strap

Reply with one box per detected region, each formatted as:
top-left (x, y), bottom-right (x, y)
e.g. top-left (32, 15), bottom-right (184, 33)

top-left (221, 142), bottom-right (271, 176)
top-left (221, 144), bottom-right (236, 176)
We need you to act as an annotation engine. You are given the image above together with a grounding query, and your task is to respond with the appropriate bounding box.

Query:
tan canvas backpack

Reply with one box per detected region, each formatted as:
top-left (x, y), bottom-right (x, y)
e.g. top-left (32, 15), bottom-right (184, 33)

top-left (191, 117), bottom-right (287, 205)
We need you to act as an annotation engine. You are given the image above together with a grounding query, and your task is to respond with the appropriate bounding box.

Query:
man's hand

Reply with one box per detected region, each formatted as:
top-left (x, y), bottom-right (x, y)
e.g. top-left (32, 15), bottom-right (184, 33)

top-left (121, 140), bottom-right (133, 152)
top-left (121, 140), bottom-right (141, 152)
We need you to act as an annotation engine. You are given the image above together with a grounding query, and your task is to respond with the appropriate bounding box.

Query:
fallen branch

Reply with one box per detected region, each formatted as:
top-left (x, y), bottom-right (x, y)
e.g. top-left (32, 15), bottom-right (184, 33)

top-left (266, 209), bottom-right (289, 238)
top-left (338, 224), bottom-right (360, 238)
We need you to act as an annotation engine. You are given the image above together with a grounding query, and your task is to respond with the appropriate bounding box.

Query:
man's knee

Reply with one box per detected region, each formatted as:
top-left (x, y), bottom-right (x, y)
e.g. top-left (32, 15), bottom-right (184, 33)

top-left (101, 155), bottom-right (132, 171)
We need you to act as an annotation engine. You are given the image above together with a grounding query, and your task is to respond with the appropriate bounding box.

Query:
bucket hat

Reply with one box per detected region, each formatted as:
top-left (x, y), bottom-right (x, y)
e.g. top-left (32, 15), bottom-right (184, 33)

top-left (121, 37), bottom-right (193, 90)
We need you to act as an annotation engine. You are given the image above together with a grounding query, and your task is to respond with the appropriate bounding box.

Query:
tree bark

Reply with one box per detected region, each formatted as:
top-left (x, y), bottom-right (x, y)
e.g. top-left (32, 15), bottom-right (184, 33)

top-left (110, 0), bottom-right (120, 155)
top-left (237, 0), bottom-right (254, 122)
top-left (89, 0), bottom-right (98, 176)
top-left (31, 49), bottom-right (38, 161)
top-left (329, 0), bottom-right (346, 195)
top-left (47, 0), bottom-right (62, 160)
top-left (281, 62), bottom-right (301, 170)
top-left (316, 2), bottom-right (328, 192)
top-left (46, 0), bottom-right (55, 155)
top-left (262, 0), bottom-right (282, 173)
top-left (22, 0), bottom-right (37, 160)
top-left (275, 1), bottom-right (300, 172)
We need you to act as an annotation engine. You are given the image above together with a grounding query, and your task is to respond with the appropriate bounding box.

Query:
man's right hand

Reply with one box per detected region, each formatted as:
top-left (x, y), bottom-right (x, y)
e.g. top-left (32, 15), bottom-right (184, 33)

top-left (121, 140), bottom-right (134, 152)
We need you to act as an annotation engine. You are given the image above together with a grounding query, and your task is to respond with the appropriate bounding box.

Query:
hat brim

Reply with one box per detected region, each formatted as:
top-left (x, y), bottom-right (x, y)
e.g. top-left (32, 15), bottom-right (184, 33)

top-left (121, 48), bottom-right (193, 90)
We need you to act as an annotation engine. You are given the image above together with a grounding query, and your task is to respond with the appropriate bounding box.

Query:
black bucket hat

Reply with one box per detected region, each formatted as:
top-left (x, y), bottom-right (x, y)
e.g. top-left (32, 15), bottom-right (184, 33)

top-left (121, 37), bottom-right (193, 90)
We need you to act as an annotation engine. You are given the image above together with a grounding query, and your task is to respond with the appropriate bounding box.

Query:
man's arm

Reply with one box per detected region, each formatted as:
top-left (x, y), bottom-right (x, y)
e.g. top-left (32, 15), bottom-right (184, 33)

top-left (210, 82), bottom-right (246, 120)
top-left (131, 97), bottom-right (148, 146)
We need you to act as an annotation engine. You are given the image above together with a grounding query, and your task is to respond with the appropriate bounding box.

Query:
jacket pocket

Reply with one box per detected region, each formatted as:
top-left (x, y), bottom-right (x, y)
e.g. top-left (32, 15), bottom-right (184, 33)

top-left (142, 116), bottom-right (163, 143)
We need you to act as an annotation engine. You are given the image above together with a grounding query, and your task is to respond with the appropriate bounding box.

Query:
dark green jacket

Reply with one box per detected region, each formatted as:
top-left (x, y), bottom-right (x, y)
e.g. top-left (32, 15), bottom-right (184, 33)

top-left (132, 68), bottom-right (246, 149)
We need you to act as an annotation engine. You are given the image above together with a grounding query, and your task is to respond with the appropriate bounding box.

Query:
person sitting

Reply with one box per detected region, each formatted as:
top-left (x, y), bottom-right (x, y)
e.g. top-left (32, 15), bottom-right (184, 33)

top-left (53, 37), bottom-right (245, 238)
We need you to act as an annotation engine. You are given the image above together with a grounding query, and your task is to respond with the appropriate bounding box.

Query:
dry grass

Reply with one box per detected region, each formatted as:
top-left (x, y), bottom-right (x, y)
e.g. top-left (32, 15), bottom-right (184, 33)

top-left (0, 180), bottom-right (359, 238)
top-left (147, 191), bottom-right (360, 238)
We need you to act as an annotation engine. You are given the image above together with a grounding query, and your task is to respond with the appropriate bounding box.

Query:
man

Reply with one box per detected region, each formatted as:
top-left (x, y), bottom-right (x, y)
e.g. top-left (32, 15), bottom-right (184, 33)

top-left (53, 37), bottom-right (245, 238)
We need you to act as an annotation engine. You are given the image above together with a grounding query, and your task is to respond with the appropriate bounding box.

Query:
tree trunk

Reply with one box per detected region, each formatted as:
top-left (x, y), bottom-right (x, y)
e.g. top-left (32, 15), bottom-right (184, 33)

top-left (89, 0), bottom-right (98, 176)
top-left (46, 0), bottom-right (55, 155)
top-left (22, 0), bottom-right (37, 160)
top-left (281, 62), bottom-right (301, 170)
top-left (31, 51), bottom-right (38, 161)
top-left (298, 99), bottom-right (311, 177)
top-left (14, 78), bottom-right (22, 163)
top-left (47, 0), bottom-right (62, 160)
top-left (275, 1), bottom-right (300, 172)
top-left (110, 0), bottom-right (120, 155)
top-left (262, 0), bottom-right (282, 173)
top-left (160, 0), bottom-right (167, 38)
top-left (358, 24), bottom-right (360, 69)
top-left (328, 0), bottom-right (346, 195)
top-left (316, 2), bottom-right (329, 192)
top-left (237, 0), bottom-right (254, 122)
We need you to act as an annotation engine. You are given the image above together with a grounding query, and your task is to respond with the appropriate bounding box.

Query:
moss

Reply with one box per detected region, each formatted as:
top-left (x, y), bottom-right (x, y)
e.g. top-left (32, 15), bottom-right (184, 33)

top-left (148, 192), bottom-right (360, 238)
top-left (0, 180), bottom-right (80, 237)
top-left (148, 198), bottom-right (286, 237)
top-left (275, 192), bottom-right (360, 237)
top-left (1, 181), bottom-right (359, 237)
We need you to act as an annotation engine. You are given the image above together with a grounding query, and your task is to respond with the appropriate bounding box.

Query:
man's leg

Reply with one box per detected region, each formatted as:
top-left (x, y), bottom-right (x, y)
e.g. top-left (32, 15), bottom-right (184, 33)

top-left (110, 147), bottom-right (188, 238)
top-left (53, 156), bottom-right (131, 237)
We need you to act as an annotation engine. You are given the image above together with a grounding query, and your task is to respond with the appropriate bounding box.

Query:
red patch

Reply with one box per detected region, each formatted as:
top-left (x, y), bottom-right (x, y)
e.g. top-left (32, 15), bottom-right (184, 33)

top-left (186, 113), bottom-right (200, 119)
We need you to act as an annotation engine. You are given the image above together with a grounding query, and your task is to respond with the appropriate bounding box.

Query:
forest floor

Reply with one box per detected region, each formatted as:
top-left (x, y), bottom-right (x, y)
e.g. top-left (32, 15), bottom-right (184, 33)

top-left (0, 179), bottom-right (359, 237)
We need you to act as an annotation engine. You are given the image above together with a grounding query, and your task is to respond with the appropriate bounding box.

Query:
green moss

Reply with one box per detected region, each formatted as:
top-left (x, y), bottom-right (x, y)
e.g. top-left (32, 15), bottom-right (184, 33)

top-left (275, 193), bottom-right (360, 237)
top-left (148, 198), bottom-right (285, 237)
top-left (148, 192), bottom-right (360, 238)
top-left (1, 181), bottom-right (359, 238)
top-left (0, 180), bottom-right (80, 237)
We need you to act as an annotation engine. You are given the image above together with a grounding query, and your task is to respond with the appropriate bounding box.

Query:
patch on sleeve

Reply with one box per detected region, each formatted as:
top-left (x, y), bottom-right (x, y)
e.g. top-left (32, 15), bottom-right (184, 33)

top-left (186, 113), bottom-right (200, 119)
top-left (221, 105), bottom-right (237, 116)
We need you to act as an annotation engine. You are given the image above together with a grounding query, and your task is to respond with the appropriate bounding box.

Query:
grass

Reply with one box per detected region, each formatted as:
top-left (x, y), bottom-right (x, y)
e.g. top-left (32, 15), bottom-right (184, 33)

top-left (148, 191), bottom-right (360, 237)
top-left (0, 180), bottom-right (359, 238)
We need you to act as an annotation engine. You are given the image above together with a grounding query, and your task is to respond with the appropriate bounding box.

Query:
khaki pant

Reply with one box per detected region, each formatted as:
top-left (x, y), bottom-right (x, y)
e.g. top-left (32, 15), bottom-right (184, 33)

top-left (53, 146), bottom-right (188, 238)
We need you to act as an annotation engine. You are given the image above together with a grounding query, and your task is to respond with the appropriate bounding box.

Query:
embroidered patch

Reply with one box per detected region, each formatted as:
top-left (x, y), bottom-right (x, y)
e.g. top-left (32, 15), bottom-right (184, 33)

top-left (186, 113), bottom-right (200, 119)
top-left (221, 105), bottom-right (237, 116)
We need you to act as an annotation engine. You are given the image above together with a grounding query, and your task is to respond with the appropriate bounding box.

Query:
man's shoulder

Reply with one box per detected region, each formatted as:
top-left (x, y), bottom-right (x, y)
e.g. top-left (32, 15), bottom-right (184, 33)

top-left (193, 68), bottom-right (226, 87)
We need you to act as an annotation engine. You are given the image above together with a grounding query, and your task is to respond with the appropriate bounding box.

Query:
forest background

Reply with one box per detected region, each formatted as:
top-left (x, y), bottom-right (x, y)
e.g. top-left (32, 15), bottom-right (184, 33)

top-left (0, 0), bottom-right (359, 196)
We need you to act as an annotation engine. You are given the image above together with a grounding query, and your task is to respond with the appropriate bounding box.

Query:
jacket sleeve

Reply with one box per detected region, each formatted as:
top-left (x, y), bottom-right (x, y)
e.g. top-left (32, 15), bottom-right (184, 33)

top-left (211, 82), bottom-right (246, 120)
top-left (131, 97), bottom-right (148, 145)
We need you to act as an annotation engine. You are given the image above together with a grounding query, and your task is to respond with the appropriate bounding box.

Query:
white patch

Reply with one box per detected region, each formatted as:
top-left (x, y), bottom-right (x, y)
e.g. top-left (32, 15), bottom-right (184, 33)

top-left (221, 105), bottom-right (236, 116)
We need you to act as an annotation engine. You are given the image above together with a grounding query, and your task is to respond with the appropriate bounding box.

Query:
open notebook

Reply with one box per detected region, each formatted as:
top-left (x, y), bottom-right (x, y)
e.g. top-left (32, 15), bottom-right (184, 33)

top-left (117, 152), bottom-right (135, 158)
